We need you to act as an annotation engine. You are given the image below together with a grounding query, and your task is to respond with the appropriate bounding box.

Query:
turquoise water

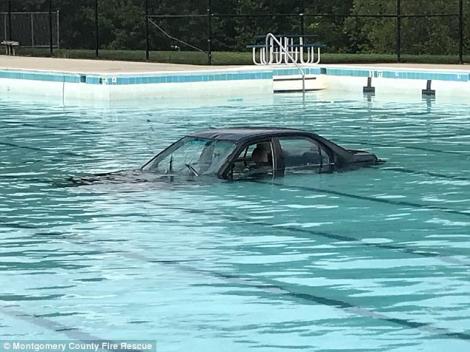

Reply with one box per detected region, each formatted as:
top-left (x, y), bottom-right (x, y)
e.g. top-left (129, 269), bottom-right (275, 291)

top-left (1, 91), bottom-right (470, 352)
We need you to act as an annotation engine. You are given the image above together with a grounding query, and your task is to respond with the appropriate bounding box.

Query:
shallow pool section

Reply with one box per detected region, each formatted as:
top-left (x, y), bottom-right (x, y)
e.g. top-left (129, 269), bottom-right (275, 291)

top-left (1, 91), bottom-right (470, 351)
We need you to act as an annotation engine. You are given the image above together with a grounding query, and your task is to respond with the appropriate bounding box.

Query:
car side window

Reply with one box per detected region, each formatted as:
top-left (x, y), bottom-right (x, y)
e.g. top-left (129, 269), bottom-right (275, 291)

top-left (279, 137), bottom-right (330, 172)
top-left (229, 141), bottom-right (274, 180)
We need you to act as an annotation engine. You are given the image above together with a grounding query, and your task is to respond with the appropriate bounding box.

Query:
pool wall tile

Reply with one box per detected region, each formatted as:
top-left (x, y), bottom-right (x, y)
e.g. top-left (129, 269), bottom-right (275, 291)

top-left (0, 66), bottom-right (469, 90)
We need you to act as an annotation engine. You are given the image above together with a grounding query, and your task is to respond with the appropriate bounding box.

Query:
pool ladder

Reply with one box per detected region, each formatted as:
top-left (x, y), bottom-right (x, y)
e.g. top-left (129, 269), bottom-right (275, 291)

top-left (264, 33), bottom-right (305, 94)
top-left (262, 34), bottom-right (324, 94)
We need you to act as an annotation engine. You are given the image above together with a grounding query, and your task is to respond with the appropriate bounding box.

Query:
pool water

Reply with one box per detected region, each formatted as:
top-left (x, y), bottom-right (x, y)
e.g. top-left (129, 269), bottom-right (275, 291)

top-left (1, 91), bottom-right (469, 352)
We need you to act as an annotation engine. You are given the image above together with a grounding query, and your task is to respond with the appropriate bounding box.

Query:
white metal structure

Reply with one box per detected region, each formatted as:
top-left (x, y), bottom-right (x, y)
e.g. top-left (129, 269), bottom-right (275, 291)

top-left (251, 33), bottom-right (321, 66)
top-left (263, 33), bottom-right (306, 93)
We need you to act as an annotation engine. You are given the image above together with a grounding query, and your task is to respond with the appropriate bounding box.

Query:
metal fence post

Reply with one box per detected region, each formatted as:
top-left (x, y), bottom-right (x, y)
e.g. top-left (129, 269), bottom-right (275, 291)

top-left (145, 0), bottom-right (150, 60)
top-left (396, 0), bottom-right (401, 63)
top-left (49, 0), bottom-right (53, 55)
top-left (31, 13), bottom-right (34, 47)
top-left (7, 0), bottom-right (11, 40)
top-left (459, 0), bottom-right (464, 64)
top-left (95, 0), bottom-right (99, 57)
top-left (207, 0), bottom-right (212, 65)
top-left (57, 10), bottom-right (60, 49)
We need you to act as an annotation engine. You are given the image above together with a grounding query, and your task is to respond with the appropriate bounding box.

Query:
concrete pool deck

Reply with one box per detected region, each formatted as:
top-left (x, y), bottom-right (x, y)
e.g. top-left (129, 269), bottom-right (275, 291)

top-left (1, 55), bottom-right (470, 74)
top-left (0, 55), bottom-right (235, 73)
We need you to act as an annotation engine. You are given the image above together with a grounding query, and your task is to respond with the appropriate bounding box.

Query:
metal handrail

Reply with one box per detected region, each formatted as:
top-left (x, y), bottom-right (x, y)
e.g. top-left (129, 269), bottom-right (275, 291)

top-left (265, 33), bottom-right (305, 94)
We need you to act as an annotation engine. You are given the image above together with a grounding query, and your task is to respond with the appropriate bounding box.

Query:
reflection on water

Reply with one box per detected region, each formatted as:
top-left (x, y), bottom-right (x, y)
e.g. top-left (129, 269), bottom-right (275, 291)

top-left (1, 91), bottom-right (470, 351)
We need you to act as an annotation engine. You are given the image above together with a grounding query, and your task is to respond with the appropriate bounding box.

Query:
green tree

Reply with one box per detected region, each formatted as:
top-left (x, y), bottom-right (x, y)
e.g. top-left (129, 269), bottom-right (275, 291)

top-left (99, 0), bottom-right (144, 50)
top-left (344, 0), bottom-right (465, 55)
top-left (305, 0), bottom-right (354, 52)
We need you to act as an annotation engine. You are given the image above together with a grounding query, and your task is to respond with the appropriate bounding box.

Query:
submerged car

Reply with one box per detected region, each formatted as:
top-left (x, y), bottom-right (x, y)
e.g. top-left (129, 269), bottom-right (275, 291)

top-left (71, 127), bottom-right (381, 185)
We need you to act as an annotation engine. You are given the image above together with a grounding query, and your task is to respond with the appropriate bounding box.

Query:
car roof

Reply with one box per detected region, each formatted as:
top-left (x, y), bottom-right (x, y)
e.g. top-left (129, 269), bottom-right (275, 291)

top-left (187, 127), bottom-right (315, 143)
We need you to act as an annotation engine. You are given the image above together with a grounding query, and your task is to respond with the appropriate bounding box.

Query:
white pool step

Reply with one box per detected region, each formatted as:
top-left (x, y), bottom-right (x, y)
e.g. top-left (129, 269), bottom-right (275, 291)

top-left (272, 74), bottom-right (325, 93)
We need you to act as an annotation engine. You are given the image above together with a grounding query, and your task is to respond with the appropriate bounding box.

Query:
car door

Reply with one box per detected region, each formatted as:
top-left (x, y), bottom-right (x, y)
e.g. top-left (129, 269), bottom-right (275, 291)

top-left (275, 136), bottom-right (332, 175)
top-left (223, 138), bottom-right (281, 180)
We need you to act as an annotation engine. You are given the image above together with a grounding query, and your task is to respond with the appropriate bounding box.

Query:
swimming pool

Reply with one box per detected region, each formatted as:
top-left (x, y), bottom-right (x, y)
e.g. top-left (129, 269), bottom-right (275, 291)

top-left (1, 90), bottom-right (469, 351)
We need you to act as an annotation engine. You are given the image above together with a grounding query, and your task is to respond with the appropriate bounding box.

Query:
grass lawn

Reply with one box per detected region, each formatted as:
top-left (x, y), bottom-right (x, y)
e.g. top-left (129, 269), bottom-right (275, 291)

top-left (17, 48), bottom-right (469, 66)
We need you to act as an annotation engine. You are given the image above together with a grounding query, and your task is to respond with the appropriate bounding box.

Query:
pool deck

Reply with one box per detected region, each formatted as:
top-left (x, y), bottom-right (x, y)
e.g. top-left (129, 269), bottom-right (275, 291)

top-left (1, 55), bottom-right (469, 74)
top-left (0, 56), bottom-right (234, 73)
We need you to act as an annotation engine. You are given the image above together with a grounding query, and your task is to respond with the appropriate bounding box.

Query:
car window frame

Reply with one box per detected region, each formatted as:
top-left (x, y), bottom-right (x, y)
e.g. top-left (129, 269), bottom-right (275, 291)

top-left (220, 137), bottom-right (282, 180)
top-left (273, 136), bottom-right (334, 174)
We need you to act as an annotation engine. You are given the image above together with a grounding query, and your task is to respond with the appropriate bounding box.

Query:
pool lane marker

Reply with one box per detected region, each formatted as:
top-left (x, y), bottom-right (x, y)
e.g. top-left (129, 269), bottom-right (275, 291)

top-left (2, 183), bottom-right (470, 338)
top-left (381, 166), bottom-right (470, 183)
top-left (254, 181), bottom-right (470, 218)
top-left (159, 205), bottom-right (470, 266)
top-left (0, 305), bottom-right (104, 340)
top-left (2, 166), bottom-right (470, 266)
top-left (28, 231), bottom-right (467, 342)
top-left (70, 240), bottom-right (470, 342)
top-left (0, 141), bottom-right (88, 158)
top-left (207, 208), bottom-right (470, 266)
top-left (5, 119), bottom-right (469, 141)
top-left (399, 132), bottom-right (470, 140)
top-left (0, 306), bottom-right (149, 352)
top-left (337, 139), bottom-right (469, 156)
top-left (3, 217), bottom-right (470, 342)
top-left (2, 197), bottom-right (469, 268)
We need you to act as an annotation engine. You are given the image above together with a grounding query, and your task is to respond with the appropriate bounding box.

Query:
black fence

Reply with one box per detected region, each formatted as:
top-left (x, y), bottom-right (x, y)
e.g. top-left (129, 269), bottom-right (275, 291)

top-left (1, 0), bottom-right (468, 64)
top-left (1, 0), bottom-right (57, 53)
top-left (145, 0), bottom-right (466, 64)
top-left (0, 11), bottom-right (59, 48)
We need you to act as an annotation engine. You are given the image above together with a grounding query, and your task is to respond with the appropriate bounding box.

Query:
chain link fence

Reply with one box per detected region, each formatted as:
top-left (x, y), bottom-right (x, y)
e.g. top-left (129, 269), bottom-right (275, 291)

top-left (1, 0), bottom-right (468, 64)
top-left (0, 11), bottom-right (59, 47)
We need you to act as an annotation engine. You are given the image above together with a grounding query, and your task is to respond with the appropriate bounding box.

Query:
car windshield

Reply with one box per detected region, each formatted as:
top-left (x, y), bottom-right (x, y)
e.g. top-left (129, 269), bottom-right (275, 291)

top-left (142, 137), bottom-right (236, 176)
